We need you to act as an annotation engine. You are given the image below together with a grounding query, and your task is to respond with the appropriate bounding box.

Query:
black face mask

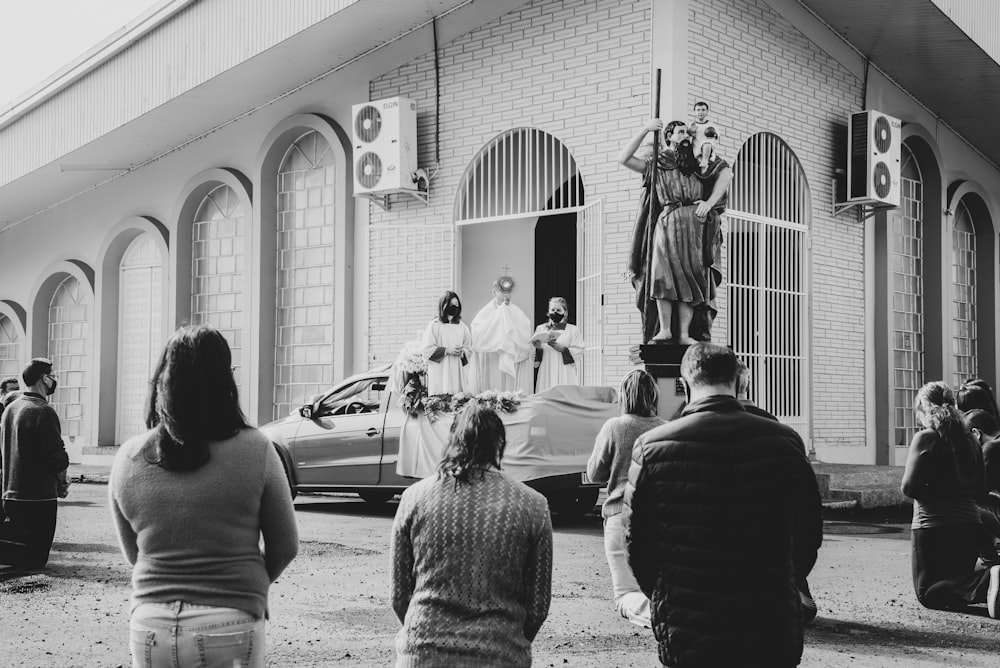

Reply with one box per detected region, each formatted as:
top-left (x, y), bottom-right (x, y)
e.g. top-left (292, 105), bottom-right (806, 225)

top-left (548, 311), bottom-right (564, 323)
top-left (43, 376), bottom-right (58, 396)
top-left (445, 304), bottom-right (461, 318)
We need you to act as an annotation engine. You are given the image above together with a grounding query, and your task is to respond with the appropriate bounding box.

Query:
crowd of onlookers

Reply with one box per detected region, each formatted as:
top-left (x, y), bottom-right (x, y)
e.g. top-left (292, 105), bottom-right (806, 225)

top-left (2, 327), bottom-right (998, 666)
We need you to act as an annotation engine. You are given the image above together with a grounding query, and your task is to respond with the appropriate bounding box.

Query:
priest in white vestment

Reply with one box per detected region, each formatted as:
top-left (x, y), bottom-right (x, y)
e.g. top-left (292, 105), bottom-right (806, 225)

top-left (469, 281), bottom-right (534, 394)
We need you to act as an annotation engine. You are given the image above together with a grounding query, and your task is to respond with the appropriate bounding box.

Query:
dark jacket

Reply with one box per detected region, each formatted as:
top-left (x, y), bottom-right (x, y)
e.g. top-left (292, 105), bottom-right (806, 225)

top-left (1, 393), bottom-right (68, 501)
top-left (623, 395), bottom-right (822, 668)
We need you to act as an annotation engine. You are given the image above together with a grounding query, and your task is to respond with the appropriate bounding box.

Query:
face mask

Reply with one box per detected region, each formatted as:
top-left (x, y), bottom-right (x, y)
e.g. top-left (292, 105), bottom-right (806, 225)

top-left (548, 311), bottom-right (564, 323)
top-left (445, 304), bottom-right (460, 317)
top-left (44, 376), bottom-right (58, 396)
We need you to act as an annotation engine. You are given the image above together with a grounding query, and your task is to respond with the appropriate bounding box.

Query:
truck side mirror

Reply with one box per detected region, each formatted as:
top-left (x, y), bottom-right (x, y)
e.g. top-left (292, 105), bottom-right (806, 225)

top-left (298, 405), bottom-right (313, 420)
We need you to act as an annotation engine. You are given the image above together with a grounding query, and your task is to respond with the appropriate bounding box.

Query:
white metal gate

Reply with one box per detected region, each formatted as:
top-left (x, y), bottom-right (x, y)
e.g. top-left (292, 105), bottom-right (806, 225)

top-left (727, 133), bottom-right (809, 438)
top-left (576, 199), bottom-right (603, 386)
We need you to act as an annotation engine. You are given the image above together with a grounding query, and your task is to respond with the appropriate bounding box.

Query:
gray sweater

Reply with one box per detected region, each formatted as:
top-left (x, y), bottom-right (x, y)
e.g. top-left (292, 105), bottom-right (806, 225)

top-left (390, 469), bottom-right (553, 667)
top-left (109, 427), bottom-right (298, 618)
top-left (587, 413), bottom-right (665, 519)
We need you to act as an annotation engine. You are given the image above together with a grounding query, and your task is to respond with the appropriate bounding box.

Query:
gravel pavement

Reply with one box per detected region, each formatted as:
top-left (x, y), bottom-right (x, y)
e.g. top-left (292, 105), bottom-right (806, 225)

top-left (1, 484), bottom-right (998, 667)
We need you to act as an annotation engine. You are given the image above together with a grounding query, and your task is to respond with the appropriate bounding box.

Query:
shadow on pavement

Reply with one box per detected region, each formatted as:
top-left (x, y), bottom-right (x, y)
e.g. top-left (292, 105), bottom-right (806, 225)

top-left (808, 616), bottom-right (998, 651)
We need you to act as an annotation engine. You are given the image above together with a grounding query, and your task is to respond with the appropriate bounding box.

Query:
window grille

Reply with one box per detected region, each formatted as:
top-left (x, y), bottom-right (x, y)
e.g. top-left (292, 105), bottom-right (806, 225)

top-left (727, 133), bottom-right (809, 438)
top-left (892, 145), bottom-right (924, 447)
top-left (0, 314), bottom-right (20, 378)
top-left (952, 199), bottom-right (977, 387)
top-left (191, 184), bottom-right (245, 388)
top-left (48, 276), bottom-right (90, 441)
top-left (274, 131), bottom-right (337, 419)
top-left (455, 128), bottom-right (582, 224)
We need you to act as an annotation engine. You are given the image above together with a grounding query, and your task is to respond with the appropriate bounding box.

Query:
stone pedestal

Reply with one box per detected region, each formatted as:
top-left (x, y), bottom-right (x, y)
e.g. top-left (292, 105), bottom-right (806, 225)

top-left (629, 344), bottom-right (690, 419)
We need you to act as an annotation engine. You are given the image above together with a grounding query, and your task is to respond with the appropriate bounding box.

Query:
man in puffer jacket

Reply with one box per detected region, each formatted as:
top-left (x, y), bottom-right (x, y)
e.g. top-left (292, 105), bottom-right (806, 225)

top-left (624, 342), bottom-right (822, 668)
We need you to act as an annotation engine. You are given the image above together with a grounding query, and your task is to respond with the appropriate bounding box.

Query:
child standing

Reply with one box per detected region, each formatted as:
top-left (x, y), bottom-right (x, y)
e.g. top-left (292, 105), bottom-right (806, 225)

top-left (689, 101), bottom-right (719, 172)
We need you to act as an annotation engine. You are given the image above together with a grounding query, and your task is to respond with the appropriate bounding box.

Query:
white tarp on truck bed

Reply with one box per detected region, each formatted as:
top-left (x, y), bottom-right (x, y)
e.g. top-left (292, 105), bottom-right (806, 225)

top-left (397, 385), bottom-right (619, 481)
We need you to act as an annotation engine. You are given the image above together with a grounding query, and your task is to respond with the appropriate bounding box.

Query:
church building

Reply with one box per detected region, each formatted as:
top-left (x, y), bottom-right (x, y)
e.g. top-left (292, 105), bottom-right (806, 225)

top-left (0, 0), bottom-right (997, 467)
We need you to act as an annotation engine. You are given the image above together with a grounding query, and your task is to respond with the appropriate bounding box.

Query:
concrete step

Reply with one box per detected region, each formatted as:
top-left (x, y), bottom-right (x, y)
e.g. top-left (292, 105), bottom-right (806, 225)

top-left (812, 462), bottom-right (908, 509)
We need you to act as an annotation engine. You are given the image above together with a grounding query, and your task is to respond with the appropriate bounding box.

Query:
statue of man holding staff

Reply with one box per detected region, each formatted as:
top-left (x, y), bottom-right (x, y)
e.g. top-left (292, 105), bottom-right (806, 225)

top-left (619, 79), bottom-right (733, 344)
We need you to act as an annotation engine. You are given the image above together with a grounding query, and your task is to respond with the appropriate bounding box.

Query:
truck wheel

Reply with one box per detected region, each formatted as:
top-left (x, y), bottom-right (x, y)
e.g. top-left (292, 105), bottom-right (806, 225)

top-left (547, 488), bottom-right (599, 518)
top-left (358, 490), bottom-right (395, 505)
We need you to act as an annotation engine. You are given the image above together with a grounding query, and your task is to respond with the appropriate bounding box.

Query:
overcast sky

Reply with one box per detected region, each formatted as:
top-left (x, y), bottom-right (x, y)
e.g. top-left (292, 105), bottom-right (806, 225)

top-left (0, 0), bottom-right (163, 108)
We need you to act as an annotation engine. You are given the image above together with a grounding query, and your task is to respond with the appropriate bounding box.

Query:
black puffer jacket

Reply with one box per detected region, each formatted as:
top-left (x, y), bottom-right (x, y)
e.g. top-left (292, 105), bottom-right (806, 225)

top-left (624, 395), bottom-right (822, 668)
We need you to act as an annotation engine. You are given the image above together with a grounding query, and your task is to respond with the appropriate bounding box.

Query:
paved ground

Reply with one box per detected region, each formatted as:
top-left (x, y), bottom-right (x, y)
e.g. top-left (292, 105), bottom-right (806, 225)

top-left (1, 484), bottom-right (998, 667)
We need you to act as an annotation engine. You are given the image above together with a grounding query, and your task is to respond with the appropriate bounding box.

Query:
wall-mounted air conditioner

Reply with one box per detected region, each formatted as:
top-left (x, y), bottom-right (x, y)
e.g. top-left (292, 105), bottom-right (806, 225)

top-left (351, 96), bottom-right (419, 197)
top-left (847, 110), bottom-right (901, 207)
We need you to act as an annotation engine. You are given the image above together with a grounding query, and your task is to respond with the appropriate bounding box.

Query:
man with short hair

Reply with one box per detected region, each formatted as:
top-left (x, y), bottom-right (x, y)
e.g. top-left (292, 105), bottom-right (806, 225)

top-left (0, 358), bottom-right (69, 569)
top-left (624, 342), bottom-right (822, 668)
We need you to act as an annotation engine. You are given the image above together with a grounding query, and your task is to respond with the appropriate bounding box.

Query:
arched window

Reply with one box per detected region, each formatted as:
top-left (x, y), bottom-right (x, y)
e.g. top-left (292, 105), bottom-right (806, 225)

top-left (893, 144), bottom-right (924, 447)
top-left (273, 130), bottom-right (336, 418)
top-left (48, 276), bottom-right (91, 441)
top-left (117, 234), bottom-right (163, 441)
top-left (727, 133), bottom-right (809, 437)
top-left (191, 184), bottom-right (245, 387)
top-left (952, 199), bottom-right (977, 387)
top-left (0, 314), bottom-right (20, 378)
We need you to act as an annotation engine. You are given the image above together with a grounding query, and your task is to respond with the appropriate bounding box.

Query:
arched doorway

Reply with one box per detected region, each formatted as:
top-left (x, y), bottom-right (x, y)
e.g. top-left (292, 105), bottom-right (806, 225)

top-left (116, 234), bottom-right (163, 441)
top-left (454, 128), bottom-right (602, 385)
top-left (727, 133), bottom-right (810, 438)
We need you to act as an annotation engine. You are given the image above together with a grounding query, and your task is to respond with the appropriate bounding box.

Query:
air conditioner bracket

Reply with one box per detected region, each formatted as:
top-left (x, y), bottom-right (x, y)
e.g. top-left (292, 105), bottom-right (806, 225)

top-left (355, 189), bottom-right (429, 211)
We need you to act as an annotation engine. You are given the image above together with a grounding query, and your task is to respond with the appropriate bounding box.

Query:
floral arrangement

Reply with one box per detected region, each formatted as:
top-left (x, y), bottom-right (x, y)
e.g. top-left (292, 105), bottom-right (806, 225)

top-left (400, 385), bottom-right (525, 421)
top-left (392, 342), bottom-right (525, 420)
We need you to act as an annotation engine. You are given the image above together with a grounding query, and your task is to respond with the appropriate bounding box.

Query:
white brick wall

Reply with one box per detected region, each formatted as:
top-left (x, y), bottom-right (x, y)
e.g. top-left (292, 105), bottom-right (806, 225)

top-left (366, 0), bottom-right (869, 452)
top-left (368, 0), bottom-right (651, 378)
top-left (688, 0), bottom-right (866, 451)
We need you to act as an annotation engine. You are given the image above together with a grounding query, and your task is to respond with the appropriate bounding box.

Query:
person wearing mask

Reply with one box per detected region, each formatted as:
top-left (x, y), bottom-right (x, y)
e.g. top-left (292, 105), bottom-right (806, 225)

top-left (532, 296), bottom-right (585, 393)
top-left (109, 325), bottom-right (298, 667)
top-left (391, 403), bottom-right (552, 666)
top-left (0, 359), bottom-right (69, 569)
top-left (586, 369), bottom-right (664, 628)
top-left (901, 381), bottom-right (1000, 618)
top-left (421, 291), bottom-right (472, 395)
top-left (624, 343), bottom-right (822, 667)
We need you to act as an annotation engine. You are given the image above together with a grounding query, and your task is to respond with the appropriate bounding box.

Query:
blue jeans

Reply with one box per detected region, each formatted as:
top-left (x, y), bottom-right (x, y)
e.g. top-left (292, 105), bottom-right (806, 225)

top-left (130, 601), bottom-right (264, 668)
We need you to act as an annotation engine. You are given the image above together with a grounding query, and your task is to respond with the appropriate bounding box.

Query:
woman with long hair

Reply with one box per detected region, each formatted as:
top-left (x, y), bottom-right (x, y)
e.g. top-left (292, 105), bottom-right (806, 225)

top-left (901, 381), bottom-right (999, 617)
top-left (586, 369), bottom-right (664, 627)
top-left (421, 290), bottom-right (472, 395)
top-left (109, 325), bottom-right (299, 667)
top-left (390, 403), bottom-right (553, 666)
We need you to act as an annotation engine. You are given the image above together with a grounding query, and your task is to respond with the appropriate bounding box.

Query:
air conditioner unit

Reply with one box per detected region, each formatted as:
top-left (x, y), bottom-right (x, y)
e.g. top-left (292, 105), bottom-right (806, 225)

top-left (847, 110), bottom-right (901, 207)
top-left (351, 96), bottom-right (419, 196)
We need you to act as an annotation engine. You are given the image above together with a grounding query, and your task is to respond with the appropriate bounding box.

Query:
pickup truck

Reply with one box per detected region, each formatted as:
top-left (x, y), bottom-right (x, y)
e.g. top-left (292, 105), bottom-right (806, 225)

top-left (261, 367), bottom-right (612, 517)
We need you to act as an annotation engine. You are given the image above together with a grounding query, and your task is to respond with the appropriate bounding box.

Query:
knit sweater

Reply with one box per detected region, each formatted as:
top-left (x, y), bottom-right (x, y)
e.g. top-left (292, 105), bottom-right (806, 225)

top-left (1, 393), bottom-right (68, 501)
top-left (587, 414), bottom-right (665, 518)
top-left (109, 427), bottom-right (298, 619)
top-left (390, 469), bottom-right (553, 667)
